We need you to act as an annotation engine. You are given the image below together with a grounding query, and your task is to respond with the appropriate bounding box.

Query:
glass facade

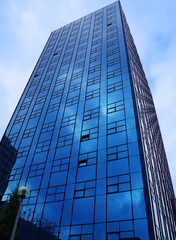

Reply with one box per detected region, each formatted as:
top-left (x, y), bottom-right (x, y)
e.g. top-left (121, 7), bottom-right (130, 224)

top-left (1, 1), bottom-right (176, 239)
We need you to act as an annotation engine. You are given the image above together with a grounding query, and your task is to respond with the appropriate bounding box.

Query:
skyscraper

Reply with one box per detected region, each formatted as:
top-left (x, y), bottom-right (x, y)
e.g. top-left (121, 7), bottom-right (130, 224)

top-left (1, 1), bottom-right (176, 239)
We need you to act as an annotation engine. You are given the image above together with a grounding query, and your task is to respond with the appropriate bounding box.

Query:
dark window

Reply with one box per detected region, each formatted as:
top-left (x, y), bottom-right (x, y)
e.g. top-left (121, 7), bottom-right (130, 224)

top-left (78, 160), bottom-right (87, 167)
top-left (81, 134), bottom-right (90, 141)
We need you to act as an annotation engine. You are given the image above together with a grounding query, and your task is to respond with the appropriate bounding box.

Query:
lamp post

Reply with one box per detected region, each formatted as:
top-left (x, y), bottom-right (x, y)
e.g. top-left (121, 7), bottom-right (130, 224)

top-left (10, 186), bottom-right (29, 240)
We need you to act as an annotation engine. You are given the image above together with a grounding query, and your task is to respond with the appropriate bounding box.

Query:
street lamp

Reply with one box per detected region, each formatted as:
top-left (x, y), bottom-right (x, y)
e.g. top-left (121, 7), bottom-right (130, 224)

top-left (10, 186), bottom-right (29, 240)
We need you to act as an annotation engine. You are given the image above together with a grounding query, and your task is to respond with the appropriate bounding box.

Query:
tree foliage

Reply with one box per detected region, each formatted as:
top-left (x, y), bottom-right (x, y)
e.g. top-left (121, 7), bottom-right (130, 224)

top-left (0, 188), bottom-right (20, 240)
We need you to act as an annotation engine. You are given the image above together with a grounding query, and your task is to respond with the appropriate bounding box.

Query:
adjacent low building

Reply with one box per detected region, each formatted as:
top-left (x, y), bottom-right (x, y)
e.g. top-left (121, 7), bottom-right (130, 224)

top-left (0, 136), bottom-right (17, 200)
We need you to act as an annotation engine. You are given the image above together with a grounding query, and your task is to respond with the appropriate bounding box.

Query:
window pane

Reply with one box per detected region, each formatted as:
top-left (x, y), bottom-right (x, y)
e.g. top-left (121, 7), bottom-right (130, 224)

top-left (107, 192), bottom-right (132, 221)
top-left (72, 197), bottom-right (94, 224)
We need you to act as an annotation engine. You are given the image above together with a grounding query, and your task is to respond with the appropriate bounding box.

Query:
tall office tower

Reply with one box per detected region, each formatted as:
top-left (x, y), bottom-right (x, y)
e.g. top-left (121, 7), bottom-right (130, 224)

top-left (1, 1), bottom-right (176, 239)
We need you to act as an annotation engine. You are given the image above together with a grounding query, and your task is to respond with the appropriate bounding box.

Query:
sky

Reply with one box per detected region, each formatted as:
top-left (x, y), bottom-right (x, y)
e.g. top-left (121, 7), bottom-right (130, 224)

top-left (0, 0), bottom-right (176, 190)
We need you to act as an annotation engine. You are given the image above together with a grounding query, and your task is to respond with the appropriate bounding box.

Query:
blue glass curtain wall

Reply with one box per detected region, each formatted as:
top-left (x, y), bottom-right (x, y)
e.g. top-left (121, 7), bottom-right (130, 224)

top-left (2, 1), bottom-right (175, 239)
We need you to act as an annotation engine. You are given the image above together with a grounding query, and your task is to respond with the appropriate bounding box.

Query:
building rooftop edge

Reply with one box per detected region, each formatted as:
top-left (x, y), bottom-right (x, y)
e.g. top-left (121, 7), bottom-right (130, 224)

top-left (51, 1), bottom-right (119, 34)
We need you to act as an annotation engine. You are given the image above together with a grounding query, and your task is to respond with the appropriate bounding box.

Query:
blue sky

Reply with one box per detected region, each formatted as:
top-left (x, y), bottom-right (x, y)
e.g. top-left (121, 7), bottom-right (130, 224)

top-left (0, 0), bottom-right (176, 190)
